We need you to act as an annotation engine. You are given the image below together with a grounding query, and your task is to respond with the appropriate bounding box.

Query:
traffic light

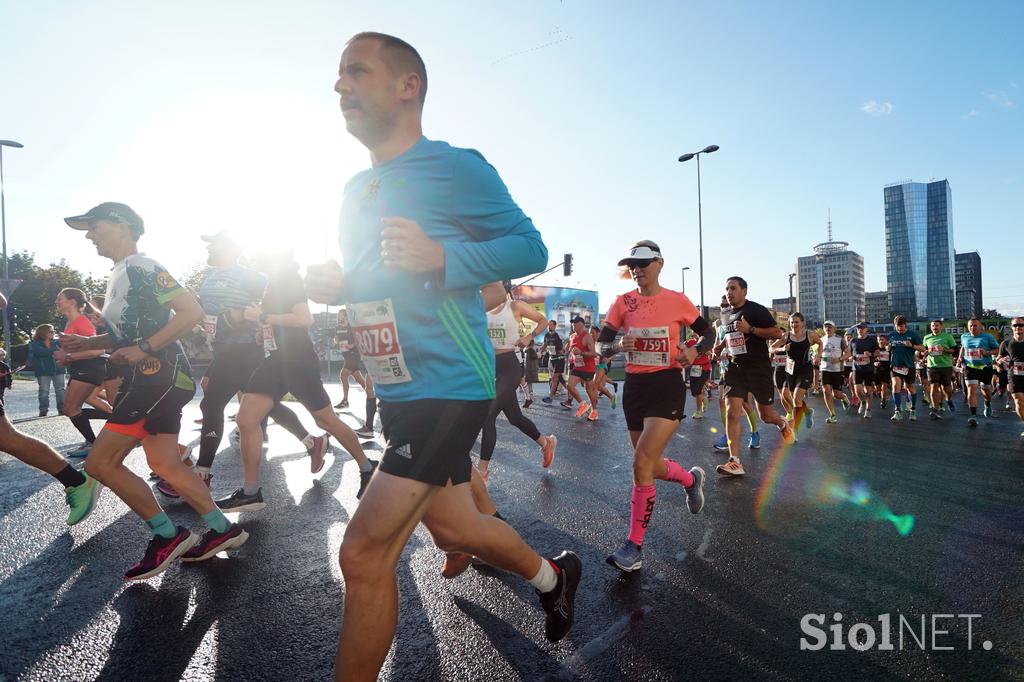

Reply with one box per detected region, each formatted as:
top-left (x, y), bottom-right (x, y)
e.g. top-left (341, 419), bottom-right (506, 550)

top-left (563, 253), bottom-right (573, 277)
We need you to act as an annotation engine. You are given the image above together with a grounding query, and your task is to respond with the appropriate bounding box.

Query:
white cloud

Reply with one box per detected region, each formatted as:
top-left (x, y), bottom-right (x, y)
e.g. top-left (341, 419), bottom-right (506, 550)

top-left (860, 100), bottom-right (894, 116)
top-left (985, 90), bottom-right (1015, 108)
top-left (962, 109), bottom-right (980, 120)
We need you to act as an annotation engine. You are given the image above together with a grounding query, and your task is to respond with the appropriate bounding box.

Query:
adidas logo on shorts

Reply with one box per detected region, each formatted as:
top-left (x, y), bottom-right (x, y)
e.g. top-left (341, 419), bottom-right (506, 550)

top-left (394, 443), bottom-right (412, 459)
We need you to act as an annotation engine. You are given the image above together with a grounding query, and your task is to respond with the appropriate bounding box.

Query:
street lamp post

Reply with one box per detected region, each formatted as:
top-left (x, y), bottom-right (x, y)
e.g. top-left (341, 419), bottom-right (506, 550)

top-left (0, 140), bottom-right (24, 352)
top-left (677, 145), bottom-right (719, 318)
top-left (788, 272), bottom-right (796, 314)
top-left (681, 266), bottom-right (690, 294)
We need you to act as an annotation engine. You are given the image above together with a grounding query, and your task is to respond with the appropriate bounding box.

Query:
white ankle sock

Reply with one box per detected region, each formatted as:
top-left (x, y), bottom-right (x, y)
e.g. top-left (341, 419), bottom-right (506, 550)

top-left (528, 558), bottom-right (558, 592)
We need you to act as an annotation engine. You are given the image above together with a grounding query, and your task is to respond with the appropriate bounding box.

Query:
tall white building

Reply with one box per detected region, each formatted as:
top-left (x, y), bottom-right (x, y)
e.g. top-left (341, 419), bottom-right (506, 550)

top-left (795, 220), bottom-right (865, 328)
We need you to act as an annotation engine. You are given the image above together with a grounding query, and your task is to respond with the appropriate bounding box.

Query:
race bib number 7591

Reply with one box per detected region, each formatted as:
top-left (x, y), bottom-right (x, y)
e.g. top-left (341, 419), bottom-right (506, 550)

top-left (626, 326), bottom-right (671, 367)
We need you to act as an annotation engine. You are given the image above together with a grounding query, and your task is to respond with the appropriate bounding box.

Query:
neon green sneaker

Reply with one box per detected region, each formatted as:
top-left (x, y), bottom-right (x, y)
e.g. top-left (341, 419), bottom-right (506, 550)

top-left (611, 395), bottom-right (617, 410)
top-left (66, 474), bottom-right (102, 526)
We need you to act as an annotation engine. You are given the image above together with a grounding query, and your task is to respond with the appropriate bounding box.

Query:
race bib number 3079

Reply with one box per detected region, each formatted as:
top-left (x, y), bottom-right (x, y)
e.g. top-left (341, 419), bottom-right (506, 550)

top-left (348, 299), bottom-right (412, 385)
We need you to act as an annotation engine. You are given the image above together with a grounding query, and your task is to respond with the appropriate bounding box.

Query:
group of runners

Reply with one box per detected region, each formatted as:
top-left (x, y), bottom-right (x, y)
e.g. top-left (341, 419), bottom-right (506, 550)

top-left (4, 31), bottom-right (1023, 682)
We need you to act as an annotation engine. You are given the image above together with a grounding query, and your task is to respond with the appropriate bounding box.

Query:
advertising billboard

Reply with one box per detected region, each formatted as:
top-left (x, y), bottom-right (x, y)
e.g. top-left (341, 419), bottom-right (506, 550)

top-left (512, 284), bottom-right (600, 337)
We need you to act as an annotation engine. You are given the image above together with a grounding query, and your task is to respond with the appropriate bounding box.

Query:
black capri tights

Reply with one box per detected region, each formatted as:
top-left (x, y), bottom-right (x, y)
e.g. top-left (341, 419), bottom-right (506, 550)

top-left (480, 351), bottom-right (541, 461)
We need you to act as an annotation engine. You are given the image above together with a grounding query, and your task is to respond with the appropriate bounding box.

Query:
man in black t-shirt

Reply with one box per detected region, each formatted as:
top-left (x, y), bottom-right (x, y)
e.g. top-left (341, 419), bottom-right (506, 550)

top-left (541, 320), bottom-right (566, 403)
top-left (849, 323), bottom-right (880, 419)
top-left (996, 316), bottom-right (1024, 435)
top-left (216, 252), bottom-right (378, 513)
top-left (714, 276), bottom-right (795, 476)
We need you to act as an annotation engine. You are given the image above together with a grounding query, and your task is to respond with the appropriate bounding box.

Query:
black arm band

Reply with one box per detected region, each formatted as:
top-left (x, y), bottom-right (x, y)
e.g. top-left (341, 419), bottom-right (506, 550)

top-left (691, 317), bottom-right (715, 355)
top-left (597, 325), bottom-right (619, 358)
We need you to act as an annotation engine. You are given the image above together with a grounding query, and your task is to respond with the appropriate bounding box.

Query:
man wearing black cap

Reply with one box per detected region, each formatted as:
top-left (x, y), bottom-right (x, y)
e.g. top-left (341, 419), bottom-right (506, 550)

top-left (61, 202), bottom-right (249, 579)
top-left (562, 314), bottom-right (601, 419)
top-left (186, 231), bottom-right (332, 493)
top-left (850, 322), bottom-right (880, 419)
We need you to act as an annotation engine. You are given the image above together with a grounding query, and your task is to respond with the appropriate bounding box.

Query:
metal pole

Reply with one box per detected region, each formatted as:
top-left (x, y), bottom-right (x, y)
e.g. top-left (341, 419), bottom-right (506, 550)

top-left (696, 153), bottom-right (705, 318)
top-left (681, 267), bottom-right (687, 294)
top-left (788, 273), bottom-right (796, 314)
top-left (1, 147), bottom-right (9, 352)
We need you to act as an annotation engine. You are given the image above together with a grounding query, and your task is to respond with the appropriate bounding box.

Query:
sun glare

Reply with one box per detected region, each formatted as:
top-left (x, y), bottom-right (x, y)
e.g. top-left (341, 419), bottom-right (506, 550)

top-left (100, 88), bottom-right (367, 275)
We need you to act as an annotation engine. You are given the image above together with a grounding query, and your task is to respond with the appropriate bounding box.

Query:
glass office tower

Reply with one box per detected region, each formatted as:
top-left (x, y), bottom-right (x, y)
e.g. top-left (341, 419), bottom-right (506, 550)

top-left (884, 179), bottom-right (955, 320)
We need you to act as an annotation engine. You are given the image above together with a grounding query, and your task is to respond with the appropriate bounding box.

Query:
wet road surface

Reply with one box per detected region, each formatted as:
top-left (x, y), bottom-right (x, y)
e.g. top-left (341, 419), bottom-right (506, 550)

top-left (1, 380), bottom-right (1022, 681)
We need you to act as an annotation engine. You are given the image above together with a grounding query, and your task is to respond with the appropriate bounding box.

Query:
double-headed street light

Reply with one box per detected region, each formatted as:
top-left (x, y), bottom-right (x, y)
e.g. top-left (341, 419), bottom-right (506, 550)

top-left (678, 144), bottom-right (719, 317)
top-left (0, 140), bottom-right (24, 352)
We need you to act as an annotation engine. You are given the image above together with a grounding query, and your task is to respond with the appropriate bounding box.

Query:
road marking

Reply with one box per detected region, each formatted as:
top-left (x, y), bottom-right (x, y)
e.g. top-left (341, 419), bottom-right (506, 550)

top-left (696, 528), bottom-right (712, 560)
top-left (555, 606), bottom-right (652, 679)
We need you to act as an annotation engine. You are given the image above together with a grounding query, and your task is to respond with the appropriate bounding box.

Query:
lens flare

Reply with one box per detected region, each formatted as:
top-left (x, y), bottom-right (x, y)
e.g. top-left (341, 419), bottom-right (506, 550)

top-left (755, 441), bottom-right (915, 536)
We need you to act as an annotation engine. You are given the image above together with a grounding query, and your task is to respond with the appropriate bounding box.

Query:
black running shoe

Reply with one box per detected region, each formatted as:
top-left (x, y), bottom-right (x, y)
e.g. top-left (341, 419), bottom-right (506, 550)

top-left (123, 527), bottom-right (198, 581)
top-left (357, 460), bottom-right (379, 500)
top-left (354, 425), bottom-right (375, 439)
top-left (537, 551), bottom-right (582, 643)
top-left (335, 399), bottom-right (349, 409)
top-left (181, 523), bottom-right (250, 562)
top-left (215, 488), bottom-right (266, 513)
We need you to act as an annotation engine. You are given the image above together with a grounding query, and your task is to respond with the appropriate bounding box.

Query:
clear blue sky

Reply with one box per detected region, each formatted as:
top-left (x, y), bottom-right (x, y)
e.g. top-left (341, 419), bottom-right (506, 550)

top-left (2, 1), bottom-right (1021, 315)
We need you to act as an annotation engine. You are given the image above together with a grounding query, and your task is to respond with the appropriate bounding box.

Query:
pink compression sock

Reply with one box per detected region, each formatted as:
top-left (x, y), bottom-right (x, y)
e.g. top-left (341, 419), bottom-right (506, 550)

top-left (628, 484), bottom-right (657, 546)
top-left (660, 459), bottom-right (695, 488)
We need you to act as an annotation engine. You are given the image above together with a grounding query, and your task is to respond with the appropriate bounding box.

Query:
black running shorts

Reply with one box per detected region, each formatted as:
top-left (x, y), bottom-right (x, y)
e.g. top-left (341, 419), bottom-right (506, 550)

top-left (891, 366), bottom-right (917, 386)
top-left (67, 357), bottom-right (107, 386)
top-left (689, 368), bottom-right (709, 397)
top-left (822, 370), bottom-right (845, 390)
top-left (342, 351), bottom-right (366, 372)
top-left (995, 369), bottom-right (1008, 390)
top-left (550, 358), bottom-right (566, 374)
top-left (874, 365), bottom-right (891, 384)
top-left (853, 366), bottom-right (875, 386)
top-left (785, 364), bottom-right (814, 392)
top-left (623, 369), bottom-right (686, 431)
top-left (570, 370), bottom-right (595, 381)
top-left (773, 366), bottom-right (788, 390)
top-left (107, 381), bottom-right (194, 436)
top-left (964, 366), bottom-right (994, 385)
top-left (244, 350), bottom-right (331, 412)
top-left (927, 366), bottom-right (954, 387)
top-left (1011, 375), bottom-right (1024, 395)
top-left (377, 398), bottom-right (490, 486)
top-left (724, 366), bottom-right (775, 406)
top-left (206, 344), bottom-right (263, 392)
top-left (104, 360), bottom-right (124, 382)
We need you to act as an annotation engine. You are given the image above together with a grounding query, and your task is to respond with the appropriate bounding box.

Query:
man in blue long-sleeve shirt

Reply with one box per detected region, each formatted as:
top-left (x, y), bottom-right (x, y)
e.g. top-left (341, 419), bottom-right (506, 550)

top-left (306, 32), bottom-right (581, 680)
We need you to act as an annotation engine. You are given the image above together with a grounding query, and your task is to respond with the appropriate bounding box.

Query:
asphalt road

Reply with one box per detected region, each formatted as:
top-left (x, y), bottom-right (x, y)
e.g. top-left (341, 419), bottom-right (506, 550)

top-left (1, 379), bottom-right (1022, 681)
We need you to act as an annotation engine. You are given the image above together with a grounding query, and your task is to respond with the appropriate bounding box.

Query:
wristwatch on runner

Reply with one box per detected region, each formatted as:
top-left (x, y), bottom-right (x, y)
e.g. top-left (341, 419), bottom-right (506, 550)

top-left (137, 339), bottom-right (153, 354)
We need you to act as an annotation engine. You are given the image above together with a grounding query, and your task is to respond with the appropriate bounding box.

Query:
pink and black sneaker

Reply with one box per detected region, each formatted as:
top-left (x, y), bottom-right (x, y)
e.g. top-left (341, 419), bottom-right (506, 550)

top-left (181, 523), bottom-right (249, 562)
top-left (155, 474), bottom-right (211, 499)
top-left (123, 527), bottom-right (198, 581)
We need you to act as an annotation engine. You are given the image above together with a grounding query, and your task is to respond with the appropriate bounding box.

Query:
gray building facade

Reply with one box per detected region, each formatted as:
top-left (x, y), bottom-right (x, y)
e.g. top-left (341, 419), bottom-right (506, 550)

top-left (796, 240), bottom-right (865, 328)
top-left (865, 290), bottom-right (889, 324)
top-left (955, 251), bottom-right (982, 319)
top-left (884, 179), bottom-right (955, 320)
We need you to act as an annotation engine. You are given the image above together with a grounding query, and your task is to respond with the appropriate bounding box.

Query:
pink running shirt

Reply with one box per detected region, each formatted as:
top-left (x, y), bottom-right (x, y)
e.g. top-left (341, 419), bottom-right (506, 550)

top-left (604, 288), bottom-right (700, 374)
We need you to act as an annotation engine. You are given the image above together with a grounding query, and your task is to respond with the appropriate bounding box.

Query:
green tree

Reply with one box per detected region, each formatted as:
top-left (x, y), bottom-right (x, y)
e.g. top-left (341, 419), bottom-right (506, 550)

top-left (1, 251), bottom-right (98, 336)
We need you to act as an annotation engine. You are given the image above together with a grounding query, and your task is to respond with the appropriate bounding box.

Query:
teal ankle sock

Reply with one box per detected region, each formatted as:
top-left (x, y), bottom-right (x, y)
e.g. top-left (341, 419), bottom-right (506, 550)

top-left (202, 508), bottom-right (231, 533)
top-left (146, 512), bottom-right (177, 539)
